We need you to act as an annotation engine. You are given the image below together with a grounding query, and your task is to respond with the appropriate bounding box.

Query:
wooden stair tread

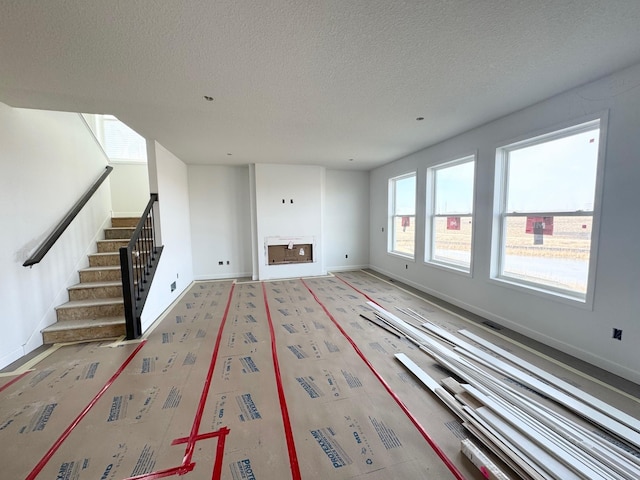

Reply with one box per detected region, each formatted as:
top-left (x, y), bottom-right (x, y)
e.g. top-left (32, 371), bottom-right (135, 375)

top-left (42, 316), bottom-right (125, 332)
top-left (79, 266), bottom-right (120, 272)
top-left (68, 280), bottom-right (122, 290)
top-left (55, 297), bottom-right (124, 310)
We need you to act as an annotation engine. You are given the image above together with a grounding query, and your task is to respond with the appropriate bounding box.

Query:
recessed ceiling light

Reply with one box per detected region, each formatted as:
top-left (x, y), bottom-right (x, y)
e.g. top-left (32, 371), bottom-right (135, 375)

top-left (203, 95), bottom-right (214, 101)
top-left (416, 117), bottom-right (424, 121)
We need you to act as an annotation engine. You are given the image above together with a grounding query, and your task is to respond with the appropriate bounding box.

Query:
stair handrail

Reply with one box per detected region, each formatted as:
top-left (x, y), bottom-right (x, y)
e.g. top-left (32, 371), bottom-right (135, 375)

top-left (23, 166), bottom-right (114, 267)
top-left (120, 193), bottom-right (163, 339)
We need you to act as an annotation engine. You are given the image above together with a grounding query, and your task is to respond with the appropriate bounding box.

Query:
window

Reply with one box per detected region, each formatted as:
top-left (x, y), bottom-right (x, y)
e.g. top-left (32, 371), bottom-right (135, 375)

top-left (389, 172), bottom-right (416, 257)
top-left (101, 115), bottom-right (147, 162)
top-left (426, 156), bottom-right (475, 271)
top-left (494, 119), bottom-right (603, 300)
top-left (82, 113), bottom-right (147, 163)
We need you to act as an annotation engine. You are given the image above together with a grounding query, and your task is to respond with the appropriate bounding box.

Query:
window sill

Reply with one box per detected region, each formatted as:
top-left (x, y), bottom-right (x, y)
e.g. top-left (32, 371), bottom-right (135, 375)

top-left (488, 276), bottom-right (593, 310)
top-left (424, 260), bottom-right (471, 277)
top-left (387, 251), bottom-right (416, 262)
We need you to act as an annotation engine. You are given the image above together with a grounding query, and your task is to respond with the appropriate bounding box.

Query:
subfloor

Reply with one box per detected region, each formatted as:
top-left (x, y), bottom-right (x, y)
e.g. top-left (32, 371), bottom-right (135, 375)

top-left (1, 270), bottom-right (638, 479)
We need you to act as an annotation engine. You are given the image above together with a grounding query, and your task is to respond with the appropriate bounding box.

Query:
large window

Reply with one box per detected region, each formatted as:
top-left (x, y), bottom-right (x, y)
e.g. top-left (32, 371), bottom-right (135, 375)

top-left (495, 119), bottom-right (603, 300)
top-left (389, 172), bottom-right (416, 257)
top-left (426, 156), bottom-right (475, 271)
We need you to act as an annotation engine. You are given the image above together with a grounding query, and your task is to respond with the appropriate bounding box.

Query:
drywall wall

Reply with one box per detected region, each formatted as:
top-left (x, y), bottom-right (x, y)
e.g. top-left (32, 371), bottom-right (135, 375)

top-left (324, 169), bottom-right (370, 271)
top-left (141, 141), bottom-right (194, 331)
top-left (369, 61), bottom-right (640, 383)
top-left (0, 104), bottom-right (112, 368)
top-left (187, 166), bottom-right (367, 281)
top-left (109, 163), bottom-right (150, 217)
top-left (188, 165), bottom-right (253, 279)
top-left (254, 164), bottom-right (325, 280)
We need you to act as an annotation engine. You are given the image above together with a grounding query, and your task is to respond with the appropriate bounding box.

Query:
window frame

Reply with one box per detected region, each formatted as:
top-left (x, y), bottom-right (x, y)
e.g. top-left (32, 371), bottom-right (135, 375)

top-left (425, 154), bottom-right (476, 274)
top-left (491, 114), bottom-right (607, 307)
top-left (96, 114), bottom-right (148, 164)
top-left (388, 171), bottom-right (417, 259)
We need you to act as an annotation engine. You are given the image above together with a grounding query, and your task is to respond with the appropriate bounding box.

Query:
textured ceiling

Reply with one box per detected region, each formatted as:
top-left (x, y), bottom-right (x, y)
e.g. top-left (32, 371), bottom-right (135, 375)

top-left (1, 1), bottom-right (640, 170)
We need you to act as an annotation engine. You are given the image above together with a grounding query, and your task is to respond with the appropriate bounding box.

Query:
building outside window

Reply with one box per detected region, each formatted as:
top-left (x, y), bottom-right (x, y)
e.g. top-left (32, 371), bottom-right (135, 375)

top-left (389, 172), bottom-right (416, 257)
top-left (494, 118), bottom-right (604, 301)
top-left (426, 155), bottom-right (475, 272)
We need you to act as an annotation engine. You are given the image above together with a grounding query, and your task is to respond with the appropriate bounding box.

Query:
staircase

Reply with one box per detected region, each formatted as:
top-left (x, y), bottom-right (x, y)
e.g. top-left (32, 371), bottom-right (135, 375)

top-left (41, 217), bottom-right (139, 344)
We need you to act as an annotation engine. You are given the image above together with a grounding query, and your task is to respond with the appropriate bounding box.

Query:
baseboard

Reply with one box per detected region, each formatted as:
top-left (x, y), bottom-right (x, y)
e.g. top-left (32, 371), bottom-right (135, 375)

top-left (326, 264), bottom-right (369, 273)
top-left (368, 266), bottom-right (640, 385)
top-left (0, 346), bottom-right (25, 371)
top-left (194, 271), bottom-right (253, 281)
top-left (142, 280), bottom-right (195, 334)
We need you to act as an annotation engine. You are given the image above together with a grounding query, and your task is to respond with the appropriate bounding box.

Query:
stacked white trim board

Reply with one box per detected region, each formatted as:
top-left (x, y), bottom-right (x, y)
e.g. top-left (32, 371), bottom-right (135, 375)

top-left (367, 302), bottom-right (640, 480)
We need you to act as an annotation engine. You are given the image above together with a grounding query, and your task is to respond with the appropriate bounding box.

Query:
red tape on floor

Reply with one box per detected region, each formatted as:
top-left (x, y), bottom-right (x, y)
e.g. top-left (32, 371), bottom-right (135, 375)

top-left (181, 283), bottom-right (235, 470)
top-left (26, 340), bottom-right (147, 480)
top-left (125, 283), bottom-right (236, 480)
top-left (261, 282), bottom-right (302, 480)
top-left (335, 274), bottom-right (380, 306)
top-left (0, 370), bottom-right (30, 393)
top-left (127, 428), bottom-right (230, 480)
top-left (301, 278), bottom-right (466, 480)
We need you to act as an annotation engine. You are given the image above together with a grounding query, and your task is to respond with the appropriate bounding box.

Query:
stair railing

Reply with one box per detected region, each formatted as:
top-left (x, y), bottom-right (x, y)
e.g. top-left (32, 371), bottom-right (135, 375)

top-left (119, 193), bottom-right (163, 339)
top-left (23, 166), bottom-right (113, 267)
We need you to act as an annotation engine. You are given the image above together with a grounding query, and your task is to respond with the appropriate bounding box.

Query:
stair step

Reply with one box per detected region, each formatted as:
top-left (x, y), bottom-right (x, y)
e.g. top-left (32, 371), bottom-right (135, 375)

top-left (88, 252), bottom-right (120, 267)
top-left (41, 216), bottom-right (143, 345)
top-left (42, 316), bottom-right (126, 344)
top-left (104, 227), bottom-right (136, 240)
top-left (56, 298), bottom-right (124, 321)
top-left (111, 217), bottom-right (140, 228)
top-left (68, 281), bottom-right (123, 301)
top-left (88, 251), bottom-right (152, 267)
top-left (97, 239), bottom-right (129, 253)
top-left (79, 266), bottom-right (122, 282)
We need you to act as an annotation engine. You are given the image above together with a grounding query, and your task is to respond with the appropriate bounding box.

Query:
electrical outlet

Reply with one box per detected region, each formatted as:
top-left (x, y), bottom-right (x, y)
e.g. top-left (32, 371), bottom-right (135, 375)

top-left (218, 261), bottom-right (223, 265)
top-left (612, 328), bottom-right (622, 340)
top-left (226, 260), bottom-right (230, 265)
top-left (405, 264), bottom-right (408, 269)
top-left (345, 254), bottom-right (348, 259)
top-left (170, 281), bottom-right (176, 292)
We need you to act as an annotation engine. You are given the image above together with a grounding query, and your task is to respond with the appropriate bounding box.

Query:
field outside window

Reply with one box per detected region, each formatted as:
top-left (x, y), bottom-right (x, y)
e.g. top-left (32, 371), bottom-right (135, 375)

top-left (496, 120), bottom-right (601, 299)
top-left (426, 156), bottom-right (475, 271)
top-left (389, 173), bottom-right (416, 257)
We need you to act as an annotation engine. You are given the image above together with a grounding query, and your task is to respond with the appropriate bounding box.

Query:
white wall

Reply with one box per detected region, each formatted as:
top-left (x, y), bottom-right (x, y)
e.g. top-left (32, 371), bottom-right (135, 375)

top-left (188, 165), bottom-right (252, 279)
top-left (187, 165), bottom-right (369, 281)
top-left (254, 164), bottom-right (325, 280)
top-left (369, 62), bottom-right (640, 383)
top-left (0, 104), bottom-right (112, 368)
top-left (109, 163), bottom-right (150, 217)
top-left (324, 169), bottom-right (370, 271)
top-left (141, 141), bottom-right (194, 331)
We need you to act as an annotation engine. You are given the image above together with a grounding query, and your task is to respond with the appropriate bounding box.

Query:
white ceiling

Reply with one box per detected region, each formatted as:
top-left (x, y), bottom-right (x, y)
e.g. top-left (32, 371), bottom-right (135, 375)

top-left (1, 1), bottom-right (640, 170)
